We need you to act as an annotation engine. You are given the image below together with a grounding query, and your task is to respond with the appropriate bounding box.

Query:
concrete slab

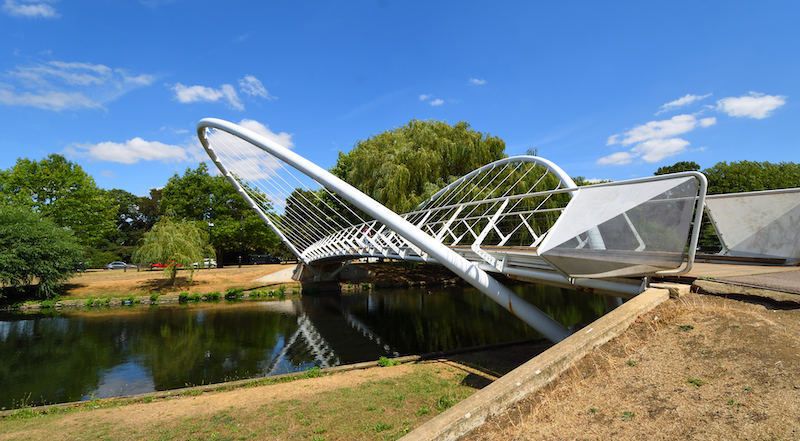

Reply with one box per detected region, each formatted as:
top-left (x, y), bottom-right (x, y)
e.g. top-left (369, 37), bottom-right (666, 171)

top-left (693, 279), bottom-right (800, 304)
top-left (251, 266), bottom-right (296, 283)
top-left (682, 262), bottom-right (800, 279)
top-left (401, 287), bottom-right (670, 441)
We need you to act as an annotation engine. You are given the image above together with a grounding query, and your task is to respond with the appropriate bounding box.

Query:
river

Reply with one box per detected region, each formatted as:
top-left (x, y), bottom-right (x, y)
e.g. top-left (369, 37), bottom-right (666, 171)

top-left (0, 283), bottom-right (616, 409)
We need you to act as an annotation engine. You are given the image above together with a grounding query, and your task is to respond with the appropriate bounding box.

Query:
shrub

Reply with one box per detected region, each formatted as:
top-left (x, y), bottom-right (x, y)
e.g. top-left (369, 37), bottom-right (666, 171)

top-left (378, 356), bottom-right (401, 367)
top-left (302, 366), bottom-right (322, 379)
top-left (225, 288), bottom-right (244, 299)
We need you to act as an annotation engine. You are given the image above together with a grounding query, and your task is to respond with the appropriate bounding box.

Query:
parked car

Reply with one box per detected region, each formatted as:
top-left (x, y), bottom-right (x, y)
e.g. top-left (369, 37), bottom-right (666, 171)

top-left (249, 255), bottom-right (282, 264)
top-left (192, 258), bottom-right (217, 269)
top-left (103, 261), bottom-right (135, 270)
top-left (150, 261), bottom-right (182, 270)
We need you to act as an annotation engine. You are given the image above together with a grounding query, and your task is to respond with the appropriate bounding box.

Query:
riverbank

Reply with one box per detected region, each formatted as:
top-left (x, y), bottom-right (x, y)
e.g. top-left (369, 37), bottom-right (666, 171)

top-left (464, 290), bottom-right (800, 440)
top-left (1, 261), bottom-right (466, 311)
top-left (4, 263), bottom-right (799, 440)
top-left (2, 291), bottom-right (799, 440)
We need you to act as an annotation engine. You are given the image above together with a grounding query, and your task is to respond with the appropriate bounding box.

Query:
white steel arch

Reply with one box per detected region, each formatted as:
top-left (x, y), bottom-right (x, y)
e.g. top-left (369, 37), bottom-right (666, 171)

top-left (198, 118), bottom-right (572, 343)
top-left (198, 118), bottom-right (709, 343)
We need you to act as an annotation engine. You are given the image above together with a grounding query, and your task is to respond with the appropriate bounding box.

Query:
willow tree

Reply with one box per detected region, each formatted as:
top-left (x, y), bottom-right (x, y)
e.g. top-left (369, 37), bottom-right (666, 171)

top-left (132, 216), bottom-right (214, 285)
top-left (331, 119), bottom-right (507, 214)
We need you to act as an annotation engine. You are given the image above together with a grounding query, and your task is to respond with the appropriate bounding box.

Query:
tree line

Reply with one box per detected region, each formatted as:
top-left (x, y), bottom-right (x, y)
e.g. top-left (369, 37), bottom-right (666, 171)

top-left (2, 120), bottom-right (799, 298)
top-left (0, 155), bottom-right (286, 298)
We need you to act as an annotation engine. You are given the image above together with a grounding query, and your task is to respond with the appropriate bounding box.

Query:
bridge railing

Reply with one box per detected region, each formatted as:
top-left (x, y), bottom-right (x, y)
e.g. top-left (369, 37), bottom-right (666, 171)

top-left (199, 117), bottom-right (575, 342)
top-left (198, 118), bottom-right (706, 288)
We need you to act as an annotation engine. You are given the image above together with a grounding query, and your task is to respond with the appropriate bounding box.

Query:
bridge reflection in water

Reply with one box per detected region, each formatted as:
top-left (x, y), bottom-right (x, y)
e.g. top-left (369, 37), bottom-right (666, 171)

top-left (0, 284), bottom-right (614, 409)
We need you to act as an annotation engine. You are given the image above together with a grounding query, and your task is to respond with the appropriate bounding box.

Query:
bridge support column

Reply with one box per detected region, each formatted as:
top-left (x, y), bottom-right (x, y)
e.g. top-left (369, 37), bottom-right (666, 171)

top-left (292, 261), bottom-right (374, 283)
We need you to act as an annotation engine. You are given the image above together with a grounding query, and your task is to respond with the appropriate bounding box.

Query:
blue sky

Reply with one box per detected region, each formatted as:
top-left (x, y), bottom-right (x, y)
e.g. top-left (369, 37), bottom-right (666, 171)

top-left (1, 1), bottom-right (797, 196)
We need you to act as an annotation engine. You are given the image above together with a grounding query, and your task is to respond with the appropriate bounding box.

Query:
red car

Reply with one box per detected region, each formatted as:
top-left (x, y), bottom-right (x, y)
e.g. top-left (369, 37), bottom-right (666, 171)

top-left (150, 261), bottom-right (182, 270)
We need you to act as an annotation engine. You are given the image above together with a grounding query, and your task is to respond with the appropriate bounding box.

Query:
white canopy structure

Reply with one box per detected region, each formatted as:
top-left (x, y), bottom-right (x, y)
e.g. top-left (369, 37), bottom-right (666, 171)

top-left (197, 118), bottom-right (709, 342)
top-left (705, 188), bottom-right (800, 264)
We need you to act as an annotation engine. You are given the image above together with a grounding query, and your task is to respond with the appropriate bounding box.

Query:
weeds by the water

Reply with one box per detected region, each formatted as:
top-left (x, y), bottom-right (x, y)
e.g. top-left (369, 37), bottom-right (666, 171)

top-left (225, 288), bottom-right (244, 299)
top-left (379, 356), bottom-right (402, 367)
top-left (303, 366), bottom-right (322, 379)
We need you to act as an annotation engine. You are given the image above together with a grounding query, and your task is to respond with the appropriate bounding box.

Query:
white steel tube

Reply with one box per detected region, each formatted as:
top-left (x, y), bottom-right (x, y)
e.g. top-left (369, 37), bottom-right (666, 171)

top-left (198, 118), bottom-right (570, 343)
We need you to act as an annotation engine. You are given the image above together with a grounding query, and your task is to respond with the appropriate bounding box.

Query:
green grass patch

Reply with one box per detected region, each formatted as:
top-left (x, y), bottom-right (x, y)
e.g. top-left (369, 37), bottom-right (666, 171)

top-left (0, 364), bottom-right (476, 440)
top-left (378, 356), bottom-right (402, 367)
top-left (687, 378), bottom-right (705, 387)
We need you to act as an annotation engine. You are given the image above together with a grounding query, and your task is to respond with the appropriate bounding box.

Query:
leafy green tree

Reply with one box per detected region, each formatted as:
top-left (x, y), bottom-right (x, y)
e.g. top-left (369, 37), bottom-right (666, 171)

top-left (132, 216), bottom-right (214, 285)
top-left (159, 163), bottom-right (281, 264)
top-left (572, 176), bottom-right (613, 186)
top-left (654, 161), bottom-right (701, 176)
top-left (703, 160), bottom-right (800, 195)
top-left (0, 154), bottom-right (116, 247)
top-left (105, 189), bottom-right (151, 246)
top-left (331, 119), bottom-right (507, 213)
top-left (655, 160), bottom-right (800, 251)
top-left (86, 189), bottom-right (162, 268)
top-left (0, 205), bottom-right (84, 298)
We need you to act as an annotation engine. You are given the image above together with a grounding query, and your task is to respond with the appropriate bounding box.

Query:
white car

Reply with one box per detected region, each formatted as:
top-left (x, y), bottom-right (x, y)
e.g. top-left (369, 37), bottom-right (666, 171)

top-left (192, 258), bottom-right (217, 269)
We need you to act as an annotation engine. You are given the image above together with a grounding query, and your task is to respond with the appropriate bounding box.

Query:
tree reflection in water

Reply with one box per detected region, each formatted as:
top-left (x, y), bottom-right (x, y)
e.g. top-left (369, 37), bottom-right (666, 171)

top-left (0, 283), bottom-right (610, 409)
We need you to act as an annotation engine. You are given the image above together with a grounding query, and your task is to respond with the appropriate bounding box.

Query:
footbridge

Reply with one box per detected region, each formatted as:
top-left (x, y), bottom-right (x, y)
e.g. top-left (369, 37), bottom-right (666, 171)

top-left (198, 118), bottom-right (713, 343)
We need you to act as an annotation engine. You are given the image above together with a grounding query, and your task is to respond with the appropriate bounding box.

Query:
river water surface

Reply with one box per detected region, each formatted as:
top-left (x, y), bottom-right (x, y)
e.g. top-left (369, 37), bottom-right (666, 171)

top-left (0, 284), bottom-right (615, 409)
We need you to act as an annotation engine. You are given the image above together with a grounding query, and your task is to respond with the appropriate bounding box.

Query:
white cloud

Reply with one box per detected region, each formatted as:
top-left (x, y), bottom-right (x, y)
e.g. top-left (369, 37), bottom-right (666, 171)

top-left (172, 82), bottom-right (244, 110)
top-left (597, 151), bottom-right (634, 165)
top-left (238, 119), bottom-right (294, 149)
top-left (63, 138), bottom-right (205, 164)
top-left (608, 114), bottom-right (716, 146)
top-left (172, 76), bottom-right (276, 110)
top-left (430, 99), bottom-right (444, 106)
top-left (201, 119), bottom-right (296, 183)
top-left (656, 93), bottom-right (711, 115)
top-left (716, 91), bottom-right (787, 119)
top-left (100, 170), bottom-right (116, 178)
top-left (469, 78), bottom-right (487, 85)
top-left (0, 87), bottom-right (101, 110)
top-left (419, 94), bottom-right (432, 101)
top-left (632, 138), bottom-right (691, 163)
top-left (600, 90), bottom-right (786, 167)
top-left (238, 75), bottom-right (276, 100)
top-left (2, 0), bottom-right (60, 18)
top-left (1, 60), bottom-right (155, 110)
top-left (600, 114), bottom-right (716, 165)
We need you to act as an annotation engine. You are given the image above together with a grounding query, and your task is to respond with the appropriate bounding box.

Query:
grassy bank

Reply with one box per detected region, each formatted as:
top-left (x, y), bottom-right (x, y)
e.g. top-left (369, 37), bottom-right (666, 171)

top-left (0, 361), bottom-right (486, 441)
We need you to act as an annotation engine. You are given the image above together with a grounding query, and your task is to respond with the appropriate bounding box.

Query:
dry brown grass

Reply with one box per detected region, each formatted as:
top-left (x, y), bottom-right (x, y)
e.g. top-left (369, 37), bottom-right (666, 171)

top-left (465, 293), bottom-right (800, 441)
top-left (59, 265), bottom-right (296, 299)
top-left (0, 362), bottom-right (487, 441)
